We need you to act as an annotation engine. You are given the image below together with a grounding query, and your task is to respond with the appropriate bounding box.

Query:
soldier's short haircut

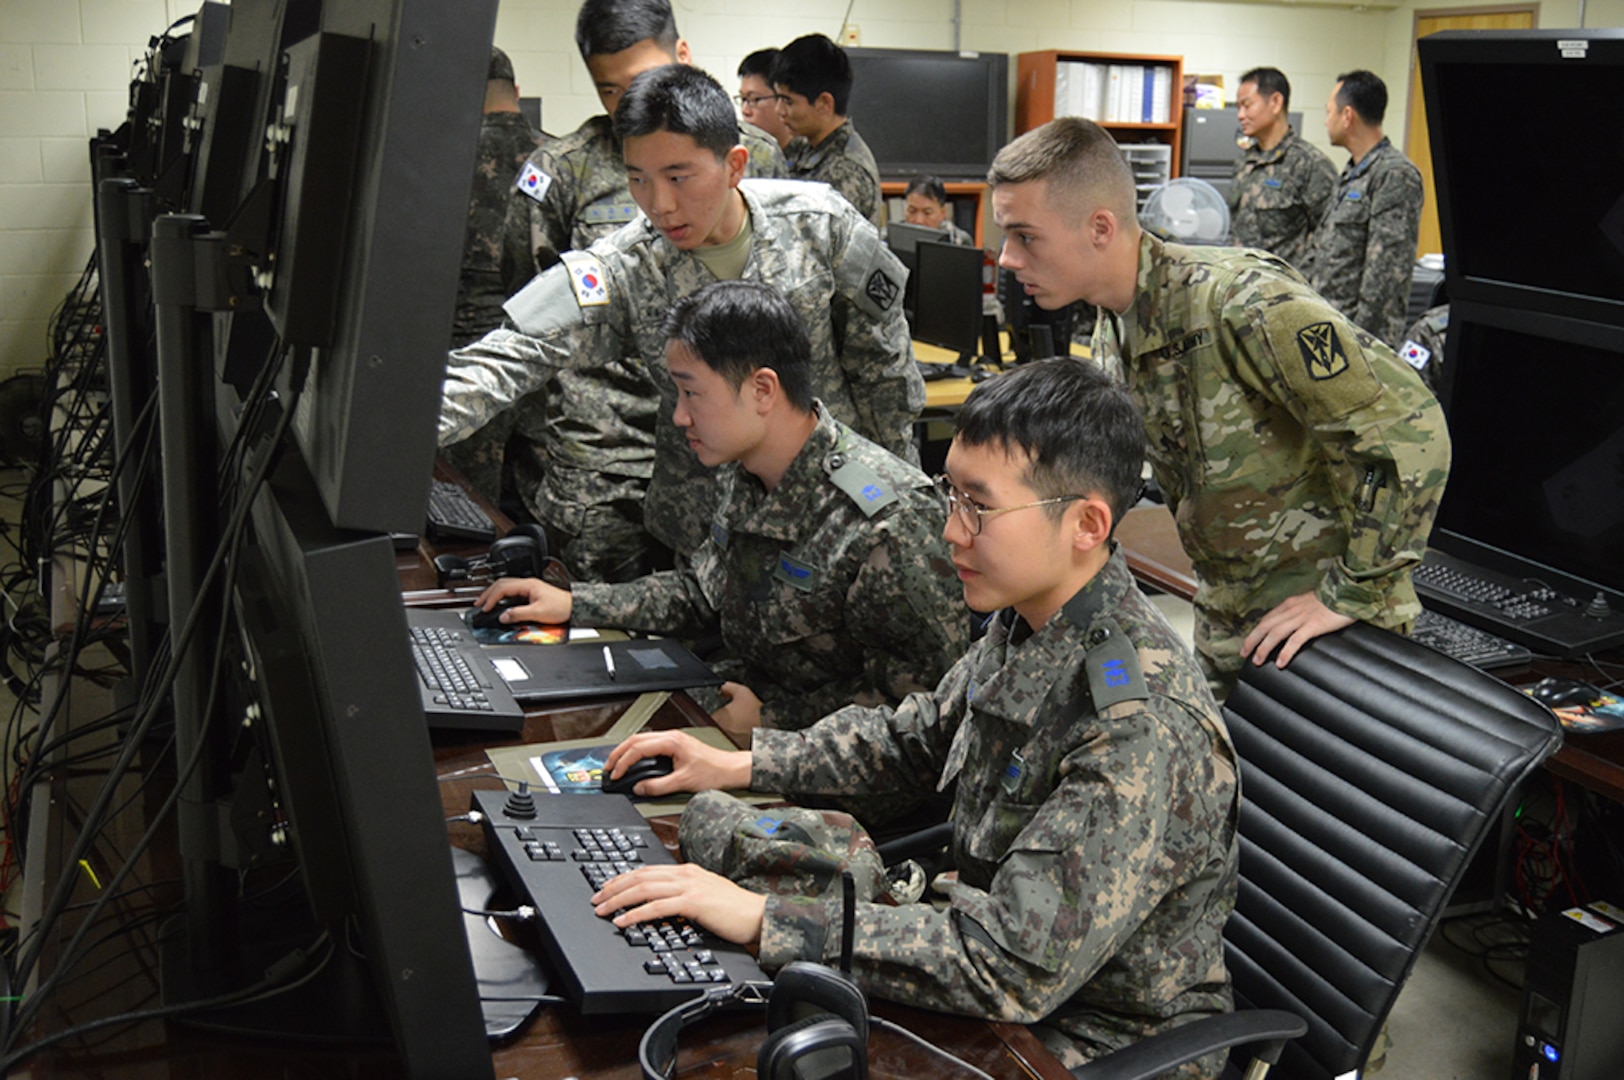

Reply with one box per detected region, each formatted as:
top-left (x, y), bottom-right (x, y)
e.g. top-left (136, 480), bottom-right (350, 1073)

top-left (1239, 66), bottom-right (1290, 111)
top-left (615, 66), bottom-right (740, 161)
top-left (955, 359), bottom-right (1145, 530)
top-left (905, 174), bottom-right (948, 204)
top-left (771, 34), bottom-right (854, 115)
top-left (737, 48), bottom-right (779, 80)
top-left (1334, 69), bottom-right (1387, 126)
top-left (987, 117), bottom-right (1138, 227)
top-left (574, 0), bottom-right (679, 61)
top-left (662, 282), bottom-right (815, 413)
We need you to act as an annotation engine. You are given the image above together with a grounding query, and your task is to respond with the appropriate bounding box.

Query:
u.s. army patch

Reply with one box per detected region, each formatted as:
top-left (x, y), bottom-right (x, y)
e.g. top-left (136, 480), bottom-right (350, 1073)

top-left (865, 269), bottom-right (899, 311)
top-left (1297, 321), bottom-right (1349, 380)
top-left (560, 251), bottom-right (609, 307)
top-left (515, 161), bottom-right (552, 205)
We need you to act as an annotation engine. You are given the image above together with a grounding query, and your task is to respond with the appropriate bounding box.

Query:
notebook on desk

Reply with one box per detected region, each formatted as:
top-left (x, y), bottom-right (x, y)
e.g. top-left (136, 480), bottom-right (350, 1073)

top-left (405, 608), bottom-right (721, 706)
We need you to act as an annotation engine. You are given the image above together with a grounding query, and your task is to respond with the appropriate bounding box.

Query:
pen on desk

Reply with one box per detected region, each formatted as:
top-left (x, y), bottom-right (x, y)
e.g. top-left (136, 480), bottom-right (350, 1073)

top-left (603, 645), bottom-right (617, 681)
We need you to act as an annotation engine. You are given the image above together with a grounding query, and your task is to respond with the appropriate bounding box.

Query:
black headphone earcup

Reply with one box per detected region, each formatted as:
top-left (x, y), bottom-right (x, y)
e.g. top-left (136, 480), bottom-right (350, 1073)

top-left (505, 522), bottom-right (549, 561)
top-left (756, 1013), bottom-right (865, 1080)
top-left (766, 962), bottom-right (868, 1043)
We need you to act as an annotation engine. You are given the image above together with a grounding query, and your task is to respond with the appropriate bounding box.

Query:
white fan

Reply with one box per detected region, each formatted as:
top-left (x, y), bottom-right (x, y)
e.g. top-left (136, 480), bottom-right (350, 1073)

top-left (1141, 177), bottom-right (1230, 245)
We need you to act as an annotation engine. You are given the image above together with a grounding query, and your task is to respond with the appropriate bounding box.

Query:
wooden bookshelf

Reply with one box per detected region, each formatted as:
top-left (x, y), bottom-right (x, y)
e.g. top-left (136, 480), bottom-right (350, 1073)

top-left (1016, 50), bottom-right (1184, 179)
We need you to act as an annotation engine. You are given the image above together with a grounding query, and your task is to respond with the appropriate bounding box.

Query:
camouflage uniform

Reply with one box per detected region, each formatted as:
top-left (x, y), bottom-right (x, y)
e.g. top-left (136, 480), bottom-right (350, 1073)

top-left (444, 109), bottom-right (547, 501)
top-left (1092, 231), bottom-right (1451, 701)
top-left (1227, 125), bottom-right (1335, 272)
top-left (1306, 137), bottom-right (1424, 348)
top-left (940, 220), bottom-right (975, 247)
top-left (784, 120), bottom-right (883, 228)
top-left (439, 178), bottom-right (923, 573)
top-left (1398, 303), bottom-right (1448, 395)
top-left (569, 407), bottom-right (964, 730)
top-left (472, 116), bottom-right (787, 575)
top-left (742, 549), bottom-right (1239, 1076)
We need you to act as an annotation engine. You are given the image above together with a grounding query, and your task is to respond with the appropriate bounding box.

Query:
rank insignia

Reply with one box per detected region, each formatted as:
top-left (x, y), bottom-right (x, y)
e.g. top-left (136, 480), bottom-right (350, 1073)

top-left (1297, 321), bottom-right (1349, 381)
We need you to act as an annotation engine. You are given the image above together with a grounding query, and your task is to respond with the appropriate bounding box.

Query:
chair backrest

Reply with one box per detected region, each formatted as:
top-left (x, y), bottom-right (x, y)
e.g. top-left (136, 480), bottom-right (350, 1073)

top-left (1221, 622), bottom-right (1562, 1080)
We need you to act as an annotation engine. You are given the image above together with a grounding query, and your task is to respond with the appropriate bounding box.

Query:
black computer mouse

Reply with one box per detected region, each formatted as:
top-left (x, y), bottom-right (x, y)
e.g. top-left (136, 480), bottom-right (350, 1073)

top-left (601, 755), bottom-right (674, 796)
top-left (1529, 677), bottom-right (1602, 710)
top-left (465, 595), bottom-right (526, 632)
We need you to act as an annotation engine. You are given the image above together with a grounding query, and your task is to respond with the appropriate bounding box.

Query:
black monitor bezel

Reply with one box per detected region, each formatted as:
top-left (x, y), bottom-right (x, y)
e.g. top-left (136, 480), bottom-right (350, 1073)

top-left (845, 47), bottom-right (1009, 181)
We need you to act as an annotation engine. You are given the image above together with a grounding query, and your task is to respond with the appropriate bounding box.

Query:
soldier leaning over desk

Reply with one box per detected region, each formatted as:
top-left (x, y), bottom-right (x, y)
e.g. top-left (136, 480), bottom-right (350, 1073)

top-left (438, 65), bottom-right (922, 580)
top-left (474, 281), bottom-right (964, 737)
top-left (592, 360), bottom-right (1241, 1079)
top-left (991, 116), bottom-right (1450, 702)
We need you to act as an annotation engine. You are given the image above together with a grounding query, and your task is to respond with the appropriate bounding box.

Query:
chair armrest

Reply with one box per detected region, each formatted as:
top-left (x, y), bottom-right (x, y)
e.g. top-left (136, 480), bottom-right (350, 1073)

top-left (1068, 1009), bottom-right (1307, 1080)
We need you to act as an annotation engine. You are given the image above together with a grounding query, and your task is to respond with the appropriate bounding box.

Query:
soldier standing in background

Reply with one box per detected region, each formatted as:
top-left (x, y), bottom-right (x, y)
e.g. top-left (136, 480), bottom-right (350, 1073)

top-left (1227, 66), bottom-right (1334, 272)
top-left (592, 359), bottom-right (1241, 1080)
top-left (992, 117), bottom-right (1450, 701)
top-left (1307, 69), bottom-right (1425, 349)
top-left (772, 34), bottom-right (884, 228)
top-left (737, 48), bottom-right (794, 152)
top-left (473, 282), bottom-right (964, 737)
top-left (444, 46), bottom-right (547, 502)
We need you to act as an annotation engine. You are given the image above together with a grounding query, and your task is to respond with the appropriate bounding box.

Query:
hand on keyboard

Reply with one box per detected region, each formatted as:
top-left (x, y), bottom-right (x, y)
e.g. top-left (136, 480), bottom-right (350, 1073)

top-left (605, 730), bottom-right (753, 797)
top-left (592, 862), bottom-right (768, 947)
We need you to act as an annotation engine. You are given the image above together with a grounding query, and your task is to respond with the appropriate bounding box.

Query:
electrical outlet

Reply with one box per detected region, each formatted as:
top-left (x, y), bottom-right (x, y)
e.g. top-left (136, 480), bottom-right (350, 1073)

top-left (843, 25), bottom-right (860, 47)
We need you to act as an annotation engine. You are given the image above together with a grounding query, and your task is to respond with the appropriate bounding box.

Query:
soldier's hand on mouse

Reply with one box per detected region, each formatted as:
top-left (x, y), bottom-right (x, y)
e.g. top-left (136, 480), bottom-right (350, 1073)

top-left (605, 730), bottom-right (752, 797)
top-left (475, 576), bottom-right (571, 624)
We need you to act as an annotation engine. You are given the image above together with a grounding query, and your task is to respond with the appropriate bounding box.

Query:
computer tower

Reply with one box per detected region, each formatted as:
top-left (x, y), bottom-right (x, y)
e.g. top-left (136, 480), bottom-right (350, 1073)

top-left (1510, 902), bottom-right (1624, 1079)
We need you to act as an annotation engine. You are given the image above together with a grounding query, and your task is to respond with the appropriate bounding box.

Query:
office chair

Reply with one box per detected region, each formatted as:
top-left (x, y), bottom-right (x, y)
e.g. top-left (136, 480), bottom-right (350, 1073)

top-left (1071, 621), bottom-right (1563, 1080)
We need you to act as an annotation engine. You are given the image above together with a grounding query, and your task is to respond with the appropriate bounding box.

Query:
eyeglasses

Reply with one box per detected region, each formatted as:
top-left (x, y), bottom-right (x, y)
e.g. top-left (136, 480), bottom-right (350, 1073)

top-left (734, 93), bottom-right (786, 109)
top-left (933, 475), bottom-right (1083, 536)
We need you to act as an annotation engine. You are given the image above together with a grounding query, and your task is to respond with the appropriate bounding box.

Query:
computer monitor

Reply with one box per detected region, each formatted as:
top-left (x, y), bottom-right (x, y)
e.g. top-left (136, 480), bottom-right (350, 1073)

top-left (846, 47), bottom-right (1009, 180)
top-left (1419, 30), bottom-right (1624, 327)
top-left (999, 268), bottom-right (1076, 362)
top-left (1429, 309), bottom-right (1624, 627)
top-left (911, 239), bottom-right (985, 358)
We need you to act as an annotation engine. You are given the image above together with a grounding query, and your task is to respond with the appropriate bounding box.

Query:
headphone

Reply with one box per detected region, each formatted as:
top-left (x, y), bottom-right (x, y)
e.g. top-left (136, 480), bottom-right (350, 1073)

top-left (639, 875), bottom-right (869, 1080)
top-left (638, 961), bottom-right (868, 1080)
top-left (432, 523), bottom-right (550, 588)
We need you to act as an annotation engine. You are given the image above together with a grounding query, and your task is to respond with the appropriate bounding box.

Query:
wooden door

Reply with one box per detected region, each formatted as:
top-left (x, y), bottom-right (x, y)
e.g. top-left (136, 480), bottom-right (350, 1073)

top-left (1408, 6), bottom-right (1537, 257)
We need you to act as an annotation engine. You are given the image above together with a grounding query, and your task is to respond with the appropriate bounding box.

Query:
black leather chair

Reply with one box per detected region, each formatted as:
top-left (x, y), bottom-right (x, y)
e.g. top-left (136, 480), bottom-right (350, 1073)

top-left (1072, 622), bottom-right (1563, 1080)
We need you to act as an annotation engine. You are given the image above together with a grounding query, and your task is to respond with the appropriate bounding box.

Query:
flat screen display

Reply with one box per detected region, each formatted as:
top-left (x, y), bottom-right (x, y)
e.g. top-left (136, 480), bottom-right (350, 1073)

top-left (1420, 31), bottom-right (1624, 325)
top-left (847, 48), bottom-right (1008, 180)
top-left (1434, 317), bottom-right (1624, 596)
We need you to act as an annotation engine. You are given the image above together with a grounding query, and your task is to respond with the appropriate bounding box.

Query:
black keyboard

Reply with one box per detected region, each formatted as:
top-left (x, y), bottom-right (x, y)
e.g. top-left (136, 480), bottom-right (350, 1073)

top-left (409, 622), bottom-right (524, 731)
top-left (473, 788), bottom-right (767, 1014)
top-left (1413, 561), bottom-right (1557, 621)
top-left (426, 479), bottom-right (498, 543)
top-left (1413, 551), bottom-right (1624, 657)
top-left (1413, 608), bottom-right (1533, 672)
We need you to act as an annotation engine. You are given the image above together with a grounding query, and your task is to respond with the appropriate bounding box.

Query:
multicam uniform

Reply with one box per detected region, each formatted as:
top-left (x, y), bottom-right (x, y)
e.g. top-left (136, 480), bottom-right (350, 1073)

top-left (784, 120), bottom-right (883, 228)
top-left (443, 109), bottom-right (547, 500)
top-left (1093, 231), bottom-right (1451, 700)
top-left (1306, 137), bottom-right (1424, 348)
top-left (742, 549), bottom-right (1239, 1077)
top-left (439, 178), bottom-right (922, 574)
top-left (569, 408), bottom-right (964, 730)
top-left (1227, 125), bottom-right (1335, 271)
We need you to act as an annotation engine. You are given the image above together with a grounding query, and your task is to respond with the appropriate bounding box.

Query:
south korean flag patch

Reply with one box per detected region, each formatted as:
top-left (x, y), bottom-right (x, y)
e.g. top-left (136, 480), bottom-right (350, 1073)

top-left (515, 161), bottom-right (553, 205)
top-left (560, 250), bottom-right (610, 307)
top-left (1398, 339), bottom-right (1432, 371)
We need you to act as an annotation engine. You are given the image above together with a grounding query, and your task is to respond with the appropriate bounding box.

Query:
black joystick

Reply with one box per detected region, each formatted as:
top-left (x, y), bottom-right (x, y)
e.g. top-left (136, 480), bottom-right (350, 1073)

top-left (504, 781), bottom-right (537, 820)
top-left (1584, 592), bottom-right (1613, 620)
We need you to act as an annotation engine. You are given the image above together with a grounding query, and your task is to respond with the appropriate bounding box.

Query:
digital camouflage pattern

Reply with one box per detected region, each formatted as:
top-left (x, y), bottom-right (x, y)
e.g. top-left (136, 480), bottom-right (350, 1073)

top-left (940, 219), bottom-right (976, 247)
top-left (569, 409), bottom-right (964, 730)
top-left (1227, 125), bottom-right (1335, 272)
top-left (678, 790), bottom-right (888, 902)
top-left (1306, 137), bottom-right (1424, 348)
top-left (1092, 231), bottom-right (1451, 700)
top-left (453, 111), bottom-right (547, 349)
top-left (784, 121), bottom-right (883, 228)
top-left (439, 178), bottom-right (923, 570)
top-left (742, 549), bottom-right (1239, 1077)
top-left (499, 114), bottom-right (787, 293)
top-left (1399, 303), bottom-right (1448, 395)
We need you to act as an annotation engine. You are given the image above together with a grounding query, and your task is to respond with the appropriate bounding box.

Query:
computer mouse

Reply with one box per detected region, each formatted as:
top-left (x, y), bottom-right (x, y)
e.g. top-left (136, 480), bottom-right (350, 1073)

top-left (601, 755), bottom-right (674, 797)
top-left (1529, 677), bottom-right (1602, 710)
top-left (465, 595), bottom-right (526, 632)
